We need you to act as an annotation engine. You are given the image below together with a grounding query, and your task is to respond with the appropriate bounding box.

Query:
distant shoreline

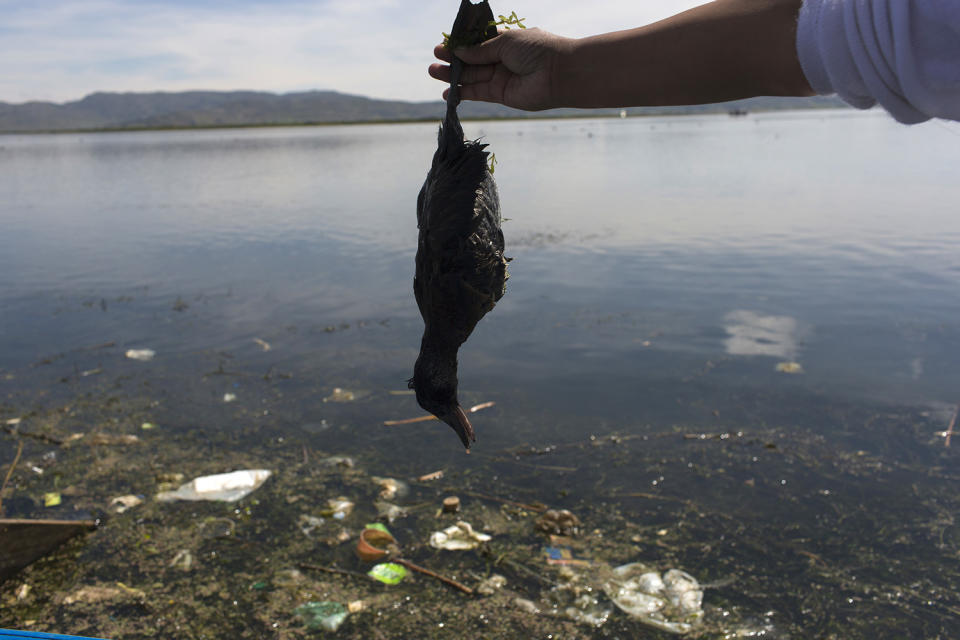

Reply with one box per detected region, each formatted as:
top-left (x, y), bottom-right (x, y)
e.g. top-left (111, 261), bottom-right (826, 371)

top-left (0, 104), bottom-right (853, 136)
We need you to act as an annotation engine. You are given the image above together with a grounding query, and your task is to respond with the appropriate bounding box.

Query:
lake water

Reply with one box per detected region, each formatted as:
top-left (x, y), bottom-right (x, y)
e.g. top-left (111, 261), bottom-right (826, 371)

top-left (2, 111), bottom-right (960, 638)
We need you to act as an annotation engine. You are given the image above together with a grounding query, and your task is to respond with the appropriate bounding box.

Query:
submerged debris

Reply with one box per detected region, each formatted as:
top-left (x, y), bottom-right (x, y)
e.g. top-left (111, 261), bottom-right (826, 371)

top-left (295, 601), bottom-right (349, 632)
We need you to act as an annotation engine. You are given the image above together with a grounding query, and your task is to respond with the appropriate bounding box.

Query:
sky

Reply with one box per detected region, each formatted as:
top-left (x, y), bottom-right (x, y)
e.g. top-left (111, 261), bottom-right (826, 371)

top-left (0, 0), bottom-right (704, 105)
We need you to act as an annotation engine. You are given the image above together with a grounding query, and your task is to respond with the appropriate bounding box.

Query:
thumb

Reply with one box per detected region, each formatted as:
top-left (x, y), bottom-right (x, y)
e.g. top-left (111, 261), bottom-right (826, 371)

top-left (453, 34), bottom-right (505, 65)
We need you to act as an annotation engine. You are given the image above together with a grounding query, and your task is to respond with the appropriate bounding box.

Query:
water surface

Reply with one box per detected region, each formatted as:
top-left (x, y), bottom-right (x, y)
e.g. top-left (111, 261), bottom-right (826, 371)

top-left (2, 111), bottom-right (960, 637)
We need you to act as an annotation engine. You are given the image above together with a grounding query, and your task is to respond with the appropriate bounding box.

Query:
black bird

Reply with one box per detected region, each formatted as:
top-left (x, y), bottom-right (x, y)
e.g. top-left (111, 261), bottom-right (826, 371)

top-left (410, 0), bottom-right (508, 450)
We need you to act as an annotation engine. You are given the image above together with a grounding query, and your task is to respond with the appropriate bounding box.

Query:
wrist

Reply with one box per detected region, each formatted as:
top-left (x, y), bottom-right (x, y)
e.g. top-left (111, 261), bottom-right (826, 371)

top-left (552, 36), bottom-right (592, 108)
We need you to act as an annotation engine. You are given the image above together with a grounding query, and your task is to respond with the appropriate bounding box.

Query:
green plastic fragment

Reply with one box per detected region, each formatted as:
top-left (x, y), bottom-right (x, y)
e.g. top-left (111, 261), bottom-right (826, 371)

top-left (364, 522), bottom-right (391, 535)
top-left (295, 601), bottom-right (348, 631)
top-left (367, 562), bottom-right (407, 585)
top-left (43, 492), bottom-right (62, 507)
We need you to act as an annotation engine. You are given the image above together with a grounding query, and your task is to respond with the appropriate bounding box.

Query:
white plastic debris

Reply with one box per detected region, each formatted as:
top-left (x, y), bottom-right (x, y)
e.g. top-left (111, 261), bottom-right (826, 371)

top-left (327, 497), bottom-right (354, 520)
top-left (564, 593), bottom-right (612, 627)
top-left (223, 393), bottom-right (237, 403)
top-left (318, 456), bottom-right (354, 468)
top-left (372, 476), bottom-right (409, 500)
top-left (125, 349), bottom-right (156, 361)
top-left (156, 469), bottom-right (272, 503)
top-left (110, 494), bottom-right (143, 513)
top-left (429, 521), bottom-right (492, 550)
top-left (375, 500), bottom-right (408, 524)
top-left (602, 563), bottom-right (704, 634)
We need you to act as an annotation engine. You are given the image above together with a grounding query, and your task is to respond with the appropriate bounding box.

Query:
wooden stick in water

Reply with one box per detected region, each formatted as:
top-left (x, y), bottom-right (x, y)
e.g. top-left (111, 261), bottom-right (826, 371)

top-left (384, 401), bottom-right (495, 426)
top-left (944, 405), bottom-right (959, 448)
top-left (391, 557), bottom-right (473, 595)
top-left (0, 440), bottom-right (24, 516)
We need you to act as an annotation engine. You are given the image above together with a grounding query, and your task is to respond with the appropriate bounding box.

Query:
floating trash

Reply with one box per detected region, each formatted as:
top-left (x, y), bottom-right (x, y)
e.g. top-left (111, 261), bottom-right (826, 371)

top-left (140, 422), bottom-right (156, 430)
top-left (564, 593), bottom-right (612, 627)
top-left (125, 349), bottom-right (156, 361)
top-left (223, 393), bottom-right (237, 403)
top-left (170, 549), bottom-right (193, 571)
top-left (327, 496), bottom-right (355, 520)
top-left (43, 492), bottom-right (61, 507)
top-left (82, 433), bottom-right (140, 446)
top-left (318, 455), bottom-right (354, 469)
top-left (368, 562), bottom-right (408, 585)
top-left (535, 509), bottom-right (581, 536)
top-left (64, 584), bottom-right (145, 605)
top-left (110, 494), bottom-right (143, 514)
top-left (429, 521), bottom-right (491, 550)
top-left (374, 500), bottom-right (408, 524)
top-left (775, 361), bottom-right (804, 374)
top-left (356, 526), bottom-right (397, 562)
top-left (601, 563), bottom-right (704, 634)
top-left (364, 522), bottom-right (391, 535)
top-left (418, 469), bottom-right (444, 482)
top-left (298, 514), bottom-right (325, 537)
top-left (477, 574), bottom-right (507, 595)
top-left (542, 541), bottom-right (591, 567)
top-left (442, 496), bottom-right (461, 514)
top-left (295, 601), bottom-right (349, 632)
top-left (324, 387), bottom-right (356, 403)
top-left (155, 469), bottom-right (272, 503)
top-left (372, 476), bottom-right (408, 500)
top-left (253, 337), bottom-right (271, 351)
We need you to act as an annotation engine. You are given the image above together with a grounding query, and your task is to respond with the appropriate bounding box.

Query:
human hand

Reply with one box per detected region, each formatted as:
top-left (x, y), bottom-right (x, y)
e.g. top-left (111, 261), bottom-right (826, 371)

top-left (428, 28), bottom-right (574, 111)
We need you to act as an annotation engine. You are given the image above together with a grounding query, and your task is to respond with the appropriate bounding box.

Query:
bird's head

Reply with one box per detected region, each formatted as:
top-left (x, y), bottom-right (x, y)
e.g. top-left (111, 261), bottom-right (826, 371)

top-left (409, 352), bottom-right (475, 450)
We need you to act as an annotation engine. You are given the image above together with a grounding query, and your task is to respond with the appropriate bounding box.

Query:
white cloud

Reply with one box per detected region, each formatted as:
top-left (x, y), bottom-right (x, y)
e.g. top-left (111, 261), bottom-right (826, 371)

top-left (0, 0), bottom-right (703, 104)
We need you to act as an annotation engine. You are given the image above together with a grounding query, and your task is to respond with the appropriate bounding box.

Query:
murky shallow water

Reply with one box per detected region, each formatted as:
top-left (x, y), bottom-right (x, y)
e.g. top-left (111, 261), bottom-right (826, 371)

top-left (2, 112), bottom-right (960, 638)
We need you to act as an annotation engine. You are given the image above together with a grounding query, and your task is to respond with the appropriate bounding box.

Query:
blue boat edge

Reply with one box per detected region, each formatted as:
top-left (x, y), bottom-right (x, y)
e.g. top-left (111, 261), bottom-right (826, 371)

top-left (0, 630), bottom-right (108, 640)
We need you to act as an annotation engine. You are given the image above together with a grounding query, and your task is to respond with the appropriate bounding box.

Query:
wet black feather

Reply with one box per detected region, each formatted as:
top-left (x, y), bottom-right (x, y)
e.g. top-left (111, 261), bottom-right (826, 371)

top-left (410, 0), bottom-right (508, 449)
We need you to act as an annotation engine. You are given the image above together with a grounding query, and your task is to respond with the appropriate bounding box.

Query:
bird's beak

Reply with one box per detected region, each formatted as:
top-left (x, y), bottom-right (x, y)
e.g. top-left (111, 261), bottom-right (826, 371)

top-left (442, 405), bottom-right (476, 451)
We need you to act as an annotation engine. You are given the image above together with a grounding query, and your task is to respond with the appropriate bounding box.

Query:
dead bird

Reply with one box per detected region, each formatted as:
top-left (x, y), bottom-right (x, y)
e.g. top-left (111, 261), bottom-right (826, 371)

top-left (410, 0), bottom-right (509, 450)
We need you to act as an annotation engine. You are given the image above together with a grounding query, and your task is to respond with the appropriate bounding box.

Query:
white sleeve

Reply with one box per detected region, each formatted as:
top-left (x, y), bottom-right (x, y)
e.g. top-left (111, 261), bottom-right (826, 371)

top-left (796, 0), bottom-right (960, 124)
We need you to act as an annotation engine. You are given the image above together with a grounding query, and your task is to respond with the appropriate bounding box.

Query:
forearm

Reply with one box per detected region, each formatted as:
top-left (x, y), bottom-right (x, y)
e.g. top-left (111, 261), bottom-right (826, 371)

top-left (556, 0), bottom-right (813, 108)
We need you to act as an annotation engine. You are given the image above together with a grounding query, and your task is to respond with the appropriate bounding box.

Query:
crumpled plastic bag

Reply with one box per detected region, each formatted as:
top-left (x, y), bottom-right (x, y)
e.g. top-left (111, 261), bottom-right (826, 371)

top-left (601, 563), bottom-right (704, 634)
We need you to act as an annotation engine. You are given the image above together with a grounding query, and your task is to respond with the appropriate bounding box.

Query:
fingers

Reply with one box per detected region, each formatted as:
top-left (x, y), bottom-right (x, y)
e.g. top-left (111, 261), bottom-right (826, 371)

top-left (428, 62), bottom-right (451, 83)
top-left (429, 61), bottom-right (497, 85)
top-left (433, 43), bottom-right (452, 62)
top-left (451, 34), bottom-right (505, 65)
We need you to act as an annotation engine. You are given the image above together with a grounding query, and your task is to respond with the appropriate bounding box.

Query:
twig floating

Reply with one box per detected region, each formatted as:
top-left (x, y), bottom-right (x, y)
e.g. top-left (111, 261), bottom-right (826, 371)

top-left (384, 401), bottom-right (495, 426)
top-left (944, 405), bottom-right (959, 448)
top-left (392, 557), bottom-right (473, 595)
top-left (0, 440), bottom-right (25, 516)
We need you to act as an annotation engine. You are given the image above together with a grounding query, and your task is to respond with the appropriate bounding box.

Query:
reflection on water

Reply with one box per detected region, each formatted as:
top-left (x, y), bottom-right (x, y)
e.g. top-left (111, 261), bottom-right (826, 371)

top-left (2, 111), bottom-right (960, 637)
top-left (724, 310), bottom-right (798, 359)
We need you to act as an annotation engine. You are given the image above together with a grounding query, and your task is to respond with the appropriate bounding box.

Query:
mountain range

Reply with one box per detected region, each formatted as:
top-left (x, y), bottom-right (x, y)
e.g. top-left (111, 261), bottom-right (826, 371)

top-left (0, 90), bottom-right (849, 133)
